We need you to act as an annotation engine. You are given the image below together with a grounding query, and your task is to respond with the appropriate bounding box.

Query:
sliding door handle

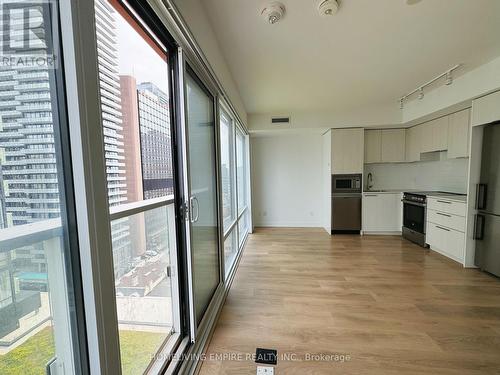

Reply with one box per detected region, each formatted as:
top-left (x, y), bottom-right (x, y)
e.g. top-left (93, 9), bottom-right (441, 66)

top-left (473, 214), bottom-right (485, 240)
top-left (189, 195), bottom-right (200, 223)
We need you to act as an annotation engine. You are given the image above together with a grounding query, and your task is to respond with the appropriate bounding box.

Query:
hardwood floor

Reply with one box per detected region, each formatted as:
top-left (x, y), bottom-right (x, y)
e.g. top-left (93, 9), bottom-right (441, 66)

top-left (199, 228), bottom-right (500, 375)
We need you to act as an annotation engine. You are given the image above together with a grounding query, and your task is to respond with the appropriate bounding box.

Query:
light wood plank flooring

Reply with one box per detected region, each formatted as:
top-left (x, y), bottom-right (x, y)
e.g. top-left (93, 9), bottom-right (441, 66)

top-left (199, 228), bottom-right (500, 375)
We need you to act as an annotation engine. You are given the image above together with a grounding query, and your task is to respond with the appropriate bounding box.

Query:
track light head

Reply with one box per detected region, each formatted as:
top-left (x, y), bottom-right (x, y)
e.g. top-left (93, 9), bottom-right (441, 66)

top-left (418, 87), bottom-right (424, 100)
top-left (445, 71), bottom-right (453, 85)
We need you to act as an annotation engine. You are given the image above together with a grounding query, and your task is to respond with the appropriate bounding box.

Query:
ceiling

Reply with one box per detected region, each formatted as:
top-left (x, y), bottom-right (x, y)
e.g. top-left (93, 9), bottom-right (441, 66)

top-left (202, 0), bottom-right (500, 115)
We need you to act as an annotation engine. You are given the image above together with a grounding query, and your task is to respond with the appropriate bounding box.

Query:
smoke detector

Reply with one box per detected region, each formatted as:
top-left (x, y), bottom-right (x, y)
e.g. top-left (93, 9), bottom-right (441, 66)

top-left (261, 2), bottom-right (286, 24)
top-left (317, 0), bottom-right (340, 16)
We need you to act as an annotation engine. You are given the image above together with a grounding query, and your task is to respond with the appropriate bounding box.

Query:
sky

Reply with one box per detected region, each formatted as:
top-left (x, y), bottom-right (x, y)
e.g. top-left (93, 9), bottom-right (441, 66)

top-left (116, 11), bottom-right (169, 94)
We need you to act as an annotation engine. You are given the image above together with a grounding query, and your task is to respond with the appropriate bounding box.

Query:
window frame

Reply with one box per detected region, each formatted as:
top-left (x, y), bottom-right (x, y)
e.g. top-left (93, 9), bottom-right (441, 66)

top-left (60, 0), bottom-right (188, 373)
top-left (58, 0), bottom-right (253, 373)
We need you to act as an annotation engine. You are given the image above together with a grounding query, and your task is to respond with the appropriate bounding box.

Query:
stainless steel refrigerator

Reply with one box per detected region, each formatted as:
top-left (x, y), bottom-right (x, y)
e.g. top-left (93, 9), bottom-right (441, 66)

top-left (474, 123), bottom-right (500, 277)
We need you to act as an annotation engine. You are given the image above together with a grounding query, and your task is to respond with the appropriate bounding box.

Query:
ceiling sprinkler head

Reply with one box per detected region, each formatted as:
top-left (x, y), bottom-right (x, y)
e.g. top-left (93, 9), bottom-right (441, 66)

top-left (261, 2), bottom-right (286, 25)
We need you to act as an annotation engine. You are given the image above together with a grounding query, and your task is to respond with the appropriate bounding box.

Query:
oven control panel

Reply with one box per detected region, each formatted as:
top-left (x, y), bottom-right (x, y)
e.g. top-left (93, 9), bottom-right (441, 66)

top-left (403, 193), bottom-right (427, 204)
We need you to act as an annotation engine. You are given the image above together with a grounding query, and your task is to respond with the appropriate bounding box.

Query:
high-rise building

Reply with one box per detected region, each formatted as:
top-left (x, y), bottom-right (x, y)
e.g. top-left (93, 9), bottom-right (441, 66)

top-left (120, 75), bottom-right (143, 202)
top-left (0, 0), bottom-right (133, 282)
top-left (137, 82), bottom-right (173, 198)
top-left (95, 0), bottom-right (131, 278)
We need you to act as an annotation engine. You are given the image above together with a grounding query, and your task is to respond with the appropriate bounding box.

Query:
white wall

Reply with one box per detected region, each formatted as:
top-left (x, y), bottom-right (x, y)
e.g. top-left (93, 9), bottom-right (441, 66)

top-left (251, 132), bottom-right (323, 227)
top-left (171, 0), bottom-right (247, 125)
top-left (248, 103), bottom-right (400, 132)
top-left (322, 131), bottom-right (331, 233)
top-left (364, 158), bottom-right (469, 194)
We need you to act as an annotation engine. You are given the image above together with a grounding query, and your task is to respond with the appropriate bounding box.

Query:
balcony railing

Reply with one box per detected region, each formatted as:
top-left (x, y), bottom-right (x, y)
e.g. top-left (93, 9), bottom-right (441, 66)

top-left (0, 196), bottom-right (177, 374)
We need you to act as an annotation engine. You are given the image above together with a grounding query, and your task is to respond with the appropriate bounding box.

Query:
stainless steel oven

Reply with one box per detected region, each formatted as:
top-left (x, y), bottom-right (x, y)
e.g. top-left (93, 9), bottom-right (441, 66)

top-left (402, 192), bottom-right (428, 247)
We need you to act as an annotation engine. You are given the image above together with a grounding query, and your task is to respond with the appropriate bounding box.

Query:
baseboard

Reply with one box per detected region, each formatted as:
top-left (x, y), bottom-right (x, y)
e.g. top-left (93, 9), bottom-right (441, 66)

top-left (253, 222), bottom-right (322, 228)
top-left (362, 231), bottom-right (402, 236)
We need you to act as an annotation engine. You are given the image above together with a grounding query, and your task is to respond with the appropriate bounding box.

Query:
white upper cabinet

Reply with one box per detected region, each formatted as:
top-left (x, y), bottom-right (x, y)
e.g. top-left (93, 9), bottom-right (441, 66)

top-left (405, 125), bottom-right (422, 162)
top-left (364, 130), bottom-right (381, 164)
top-left (420, 121), bottom-right (434, 153)
top-left (472, 90), bottom-right (500, 127)
top-left (433, 116), bottom-right (449, 151)
top-left (331, 128), bottom-right (364, 174)
top-left (447, 109), bottom-right (470, 158)
top-left (421, 117), bottom-right (448, 153)
top-left (365, 129), bottom-right (405, 164)
top-left (381, 129), bottom-right (406, 162)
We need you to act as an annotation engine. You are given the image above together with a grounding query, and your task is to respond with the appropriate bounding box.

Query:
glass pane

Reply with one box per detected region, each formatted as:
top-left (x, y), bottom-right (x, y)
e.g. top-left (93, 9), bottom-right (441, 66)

top-left (236, 130), bottom-right (247, 214)
top-left (220, 110), bottom-right (236, 230)
top-left (111, 205), bottom-right (175, 375)
top-left (95, 0), bottom-right (172, 208)
top-left (0, 1), bottom-right (81, 373)
top-left (224, 229), bottom-right (238, 275)
top-left (94, 0), bottom-right (179, 372)
top-left (238, 210), bottom-right (249, 246)
top-left (186, 71), bottom-right (220, 324)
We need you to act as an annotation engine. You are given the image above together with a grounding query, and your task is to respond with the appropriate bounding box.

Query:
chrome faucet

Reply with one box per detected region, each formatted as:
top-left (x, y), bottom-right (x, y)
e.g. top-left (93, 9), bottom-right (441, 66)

top-left (367, 172), bottom-right (374, 191)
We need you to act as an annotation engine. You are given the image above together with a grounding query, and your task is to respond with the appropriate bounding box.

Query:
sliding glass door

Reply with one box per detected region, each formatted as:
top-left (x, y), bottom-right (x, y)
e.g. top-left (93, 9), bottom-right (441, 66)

top-left (92, 1), bottom-right (183, 372)
top-left (183, 67), bottom-right (220, 327)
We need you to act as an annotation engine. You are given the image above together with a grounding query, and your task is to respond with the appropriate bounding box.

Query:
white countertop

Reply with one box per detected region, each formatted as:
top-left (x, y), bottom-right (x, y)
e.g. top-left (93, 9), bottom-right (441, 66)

top-left (363, 189), bottom-right (467, 202)
top-left (363, 189), bottom-right (407, 194)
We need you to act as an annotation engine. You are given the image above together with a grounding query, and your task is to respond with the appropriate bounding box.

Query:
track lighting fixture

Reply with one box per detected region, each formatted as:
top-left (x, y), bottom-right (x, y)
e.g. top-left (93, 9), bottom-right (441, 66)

top-left (398, 64), bottom-right (461, 109)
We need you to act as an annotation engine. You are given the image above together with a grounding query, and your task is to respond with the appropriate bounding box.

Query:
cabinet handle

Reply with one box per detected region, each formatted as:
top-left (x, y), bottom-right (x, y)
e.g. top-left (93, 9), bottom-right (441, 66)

top-left (436, 225), bottom-right (450, 232)
top-left (436, 212), bottom-right (452, 217)
top-left (365, 194), bottom-right (378, 197)
top-left (437, 200), bottom-right (452, 204)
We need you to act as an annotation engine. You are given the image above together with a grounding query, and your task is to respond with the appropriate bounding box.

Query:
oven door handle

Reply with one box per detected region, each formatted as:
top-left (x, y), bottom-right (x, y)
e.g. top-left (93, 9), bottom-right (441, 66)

top-left (402, 200), bottom-right (426, 208)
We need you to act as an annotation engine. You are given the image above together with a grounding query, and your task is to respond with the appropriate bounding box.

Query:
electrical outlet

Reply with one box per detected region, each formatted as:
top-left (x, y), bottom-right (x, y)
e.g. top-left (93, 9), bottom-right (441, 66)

top-left (257, 366), bottom-right (274, 375)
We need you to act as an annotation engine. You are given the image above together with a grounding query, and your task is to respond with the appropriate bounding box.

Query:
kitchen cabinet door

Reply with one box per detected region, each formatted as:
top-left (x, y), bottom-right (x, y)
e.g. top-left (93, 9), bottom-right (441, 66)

top-left (331, 128), bottom-right (364, 174)
top-left (362, 193), bottom-right (381, 232)
top-left (346, 128), bottom-right (364, 173)
top-left (432, 116), bottom-right (449, 151)
top-left (448, 109), bottom-right (470, 158)
top-left (420, 121), bottom-right (434, 153)
top-left (364, 130), bottom-right (381, 164)
top-left (405, 126), bottom-right (421, 162)
top-left (363, 193), bottom-right (401, 232)
top-left (427, 222), bottom-right (465, 263)
top-left (381, 129), bottom-right (406, 162)
top-left (472, 90), bottom-right (500, 127)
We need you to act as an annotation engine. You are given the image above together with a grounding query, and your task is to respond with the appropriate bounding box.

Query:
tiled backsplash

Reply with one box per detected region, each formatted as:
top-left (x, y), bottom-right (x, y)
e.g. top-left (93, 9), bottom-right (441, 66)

top-left (363, 158), bottom-right (469, 194)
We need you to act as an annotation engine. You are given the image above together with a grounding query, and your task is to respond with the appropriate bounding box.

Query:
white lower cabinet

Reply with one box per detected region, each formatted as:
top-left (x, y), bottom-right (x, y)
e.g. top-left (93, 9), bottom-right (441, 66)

top-left (426, 222), bottom-right (464, 263)
top-left (426, 197), bottom-right (466, 264)
top-left (362, 193), bottom-right (402, 233)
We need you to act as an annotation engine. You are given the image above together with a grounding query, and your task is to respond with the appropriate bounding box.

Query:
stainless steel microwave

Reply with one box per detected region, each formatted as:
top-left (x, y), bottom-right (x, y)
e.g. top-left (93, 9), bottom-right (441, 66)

top-left (332, 174), bottom-right (362, 194)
